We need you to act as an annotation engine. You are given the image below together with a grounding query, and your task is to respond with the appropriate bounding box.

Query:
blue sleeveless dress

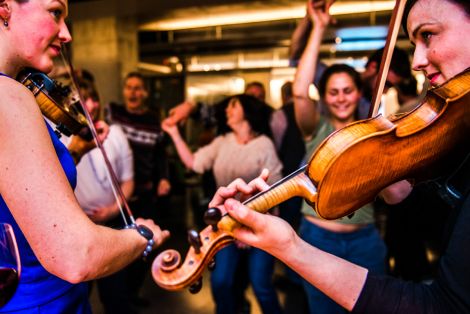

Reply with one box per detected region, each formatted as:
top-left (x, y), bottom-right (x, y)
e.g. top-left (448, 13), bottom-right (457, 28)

top-left (0, 77), bottom-right (91, 312)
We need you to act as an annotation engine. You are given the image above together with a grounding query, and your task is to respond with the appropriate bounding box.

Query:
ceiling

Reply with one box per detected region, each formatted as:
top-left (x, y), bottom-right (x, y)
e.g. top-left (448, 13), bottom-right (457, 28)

top-left (69, 0), bottom-right (408, 75)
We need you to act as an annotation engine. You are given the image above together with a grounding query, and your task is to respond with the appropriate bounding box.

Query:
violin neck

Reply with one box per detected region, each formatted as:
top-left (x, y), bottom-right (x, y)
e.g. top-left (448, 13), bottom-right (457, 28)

top-left (219, 166), bottom-right (317, 233)
top-left (244, 165), bottom-right (317, 211)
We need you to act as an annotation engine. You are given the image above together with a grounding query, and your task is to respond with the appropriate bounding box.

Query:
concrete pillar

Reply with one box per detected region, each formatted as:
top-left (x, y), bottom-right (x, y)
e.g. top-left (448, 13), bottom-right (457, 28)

top-left (69, 2), bottom-right (139, 106)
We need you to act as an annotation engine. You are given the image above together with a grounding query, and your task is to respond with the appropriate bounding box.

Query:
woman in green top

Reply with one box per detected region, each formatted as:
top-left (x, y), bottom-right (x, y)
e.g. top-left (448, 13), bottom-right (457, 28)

top-left (291, 2), bottom-right (386, 313)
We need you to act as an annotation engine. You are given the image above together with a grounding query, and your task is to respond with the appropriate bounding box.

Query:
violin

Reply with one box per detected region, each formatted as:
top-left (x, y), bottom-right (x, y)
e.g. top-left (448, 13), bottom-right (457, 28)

top-left (151, 69), bottom-right (470, 292)
top-left (151, 0), bottom-right (470, 293)
top-left (18, 69), bottom-right (92, 141)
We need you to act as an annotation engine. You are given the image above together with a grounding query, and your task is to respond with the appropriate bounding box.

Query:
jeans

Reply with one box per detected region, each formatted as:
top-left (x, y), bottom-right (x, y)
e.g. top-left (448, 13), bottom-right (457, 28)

top-left (299, 217), bottom-right (387, 314)
top-left (210, 243), bottom-right (282, 314)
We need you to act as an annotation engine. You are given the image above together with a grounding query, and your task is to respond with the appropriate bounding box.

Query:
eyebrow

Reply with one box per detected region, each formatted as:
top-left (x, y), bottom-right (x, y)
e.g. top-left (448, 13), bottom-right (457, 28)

top-left (411, 22), bottom-right (433, 39)
top-left (56, 0), bottom-right (68, 16)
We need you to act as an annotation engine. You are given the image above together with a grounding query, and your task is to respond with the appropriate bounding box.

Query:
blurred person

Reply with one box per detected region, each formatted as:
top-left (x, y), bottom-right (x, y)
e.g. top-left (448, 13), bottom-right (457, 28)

top-left (107, 72), bottom-right (171, 307)
top-left (162, 94), bottom-right (283, 314)
top-left (64, 78), bottom-right (137, 313)
top-left (289, 2), bottom-right (413, 120)
top-left (291, 2), bottom-right (388, 313)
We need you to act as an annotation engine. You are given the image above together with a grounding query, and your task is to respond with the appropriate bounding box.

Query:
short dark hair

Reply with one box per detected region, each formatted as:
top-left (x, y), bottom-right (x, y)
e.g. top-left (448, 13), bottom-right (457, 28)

top-left (124, 72), bottom-right (147, 89)
top-left (218, 94), bottom-right (273, 138)
top-left (366, 47), bottom-right (412, 79)
top-left (402, 0), bottom-right (470, 36)
top-left (318, 64), bottom-right (362, 98)
top-left (78, 78), bottom-right (100, 102)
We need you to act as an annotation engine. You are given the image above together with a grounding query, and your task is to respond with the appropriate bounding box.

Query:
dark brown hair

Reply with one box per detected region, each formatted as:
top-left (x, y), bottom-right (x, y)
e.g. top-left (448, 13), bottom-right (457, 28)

top-left (402, 0), bottom-right (470, 36)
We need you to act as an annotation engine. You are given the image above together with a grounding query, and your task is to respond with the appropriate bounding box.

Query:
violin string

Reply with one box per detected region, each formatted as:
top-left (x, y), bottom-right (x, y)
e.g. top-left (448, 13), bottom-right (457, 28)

top-left (59, 49), bottom-right (135, 226)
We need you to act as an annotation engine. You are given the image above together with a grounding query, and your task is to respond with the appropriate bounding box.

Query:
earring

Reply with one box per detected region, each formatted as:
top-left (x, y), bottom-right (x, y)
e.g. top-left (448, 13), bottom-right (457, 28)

top-left (3, 19), bottom-right (8, 27)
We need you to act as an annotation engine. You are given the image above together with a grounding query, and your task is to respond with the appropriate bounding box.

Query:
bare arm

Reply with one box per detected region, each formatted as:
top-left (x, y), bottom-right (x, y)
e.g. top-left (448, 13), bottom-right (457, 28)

top-left (165, 100), bottom-right (197, 126)
top-left (161, 119), bottom-right (194, 169)
top-left (0, 80), bottom-right (168, 283)
top-left (293, 0), bottom-right (333, 138)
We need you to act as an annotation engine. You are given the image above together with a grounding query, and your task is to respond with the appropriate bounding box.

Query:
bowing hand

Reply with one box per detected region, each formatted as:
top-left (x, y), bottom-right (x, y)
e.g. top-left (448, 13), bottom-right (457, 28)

top-left (135, 218), bottom-right (171, 248)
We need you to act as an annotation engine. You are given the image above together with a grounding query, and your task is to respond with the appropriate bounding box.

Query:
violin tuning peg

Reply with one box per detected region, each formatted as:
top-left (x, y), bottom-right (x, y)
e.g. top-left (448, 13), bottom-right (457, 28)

top-left (188, 229), bottom-right (202, 254)
top-left (208, 258), bottom-right (216, 271)
top-left (204, 207), bottom-right (222, 232)
top-left (188, 277), bottom-right (203, 294)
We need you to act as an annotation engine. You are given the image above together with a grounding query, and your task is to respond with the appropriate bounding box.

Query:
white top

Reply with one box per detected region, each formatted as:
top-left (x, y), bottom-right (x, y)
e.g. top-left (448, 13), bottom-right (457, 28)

top-left (63, 125), bottom-right (134, 213)
top-left (193, 132), bottom-right (283, 187)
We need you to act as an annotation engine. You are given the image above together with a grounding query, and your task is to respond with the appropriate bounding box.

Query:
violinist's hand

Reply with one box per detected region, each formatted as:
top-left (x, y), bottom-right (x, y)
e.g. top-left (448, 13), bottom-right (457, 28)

top-left (86, 205), bottom-right (119, 224)
top-left (208, 169), bottom-right (271, 212)
top-left (307, 0), bottom-right (336, 28)
top-left (208, 169), bottom-right (298, 257)
top-left (67, 120), bottom-right (110, 164)
top-left (165, 100), bottom-right (196, 126)
top-left (135, 218), bottom-right (170, 248)
top-left (157, 178), bottom-right (171, 197)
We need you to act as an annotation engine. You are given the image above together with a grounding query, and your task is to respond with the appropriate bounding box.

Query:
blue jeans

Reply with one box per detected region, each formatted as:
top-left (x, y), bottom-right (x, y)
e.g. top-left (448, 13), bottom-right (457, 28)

top-left (210, 243), bottom-right (282, 314)
top-left (299, 218), bottom-right (387, 314)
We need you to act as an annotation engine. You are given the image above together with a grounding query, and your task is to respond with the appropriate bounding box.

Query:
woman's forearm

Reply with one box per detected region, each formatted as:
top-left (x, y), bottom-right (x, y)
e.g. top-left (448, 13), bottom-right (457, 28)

top-left (278, 235), bottom-right (368, 311)
top-left (169, 129), bottom-right (195, 169)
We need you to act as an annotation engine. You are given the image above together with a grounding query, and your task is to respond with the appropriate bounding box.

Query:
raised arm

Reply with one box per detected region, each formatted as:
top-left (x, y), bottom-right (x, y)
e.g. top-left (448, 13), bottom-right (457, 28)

top-left (161, 118), bottom-right (195, 169)
top-left (293, 0), bottom-right (334, 138)
top-left (289, 15), bottom-right (313, 65)
top-left (0, 80), bottom-right (169, 283)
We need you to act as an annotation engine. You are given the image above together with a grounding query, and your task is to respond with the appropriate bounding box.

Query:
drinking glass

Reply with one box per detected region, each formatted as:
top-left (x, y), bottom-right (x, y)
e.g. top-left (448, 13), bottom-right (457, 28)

top-left (0, 223), bottom-right (21, 308)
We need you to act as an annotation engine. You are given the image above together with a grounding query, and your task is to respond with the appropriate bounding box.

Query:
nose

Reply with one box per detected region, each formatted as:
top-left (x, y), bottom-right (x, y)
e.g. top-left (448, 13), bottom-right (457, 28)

top-left (337, 92), bottom-right (346, 102)
top-left (411, 45), bottom-right (428, 73)
top-left (59, 21), bottom-right (72, 44)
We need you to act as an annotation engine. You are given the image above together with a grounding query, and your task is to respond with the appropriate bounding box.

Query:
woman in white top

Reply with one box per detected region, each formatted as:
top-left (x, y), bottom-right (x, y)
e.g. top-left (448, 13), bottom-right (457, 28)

top-left (162, 94), bottom-right (283, 314)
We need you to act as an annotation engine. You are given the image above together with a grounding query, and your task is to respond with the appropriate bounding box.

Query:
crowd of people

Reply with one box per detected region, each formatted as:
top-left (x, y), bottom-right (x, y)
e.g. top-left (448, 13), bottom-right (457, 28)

top-left (1, 0), bottom-right (469, 313)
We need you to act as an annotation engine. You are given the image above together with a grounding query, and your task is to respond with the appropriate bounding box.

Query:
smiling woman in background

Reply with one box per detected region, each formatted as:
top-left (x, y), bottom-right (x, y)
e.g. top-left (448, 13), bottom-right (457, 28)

top-left (210, 0), bottom-right (470, 313)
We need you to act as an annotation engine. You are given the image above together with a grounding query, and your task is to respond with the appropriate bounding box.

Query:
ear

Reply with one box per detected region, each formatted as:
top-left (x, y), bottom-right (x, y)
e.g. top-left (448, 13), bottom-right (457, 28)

top-left (0, 1), bottom-right (11, 22)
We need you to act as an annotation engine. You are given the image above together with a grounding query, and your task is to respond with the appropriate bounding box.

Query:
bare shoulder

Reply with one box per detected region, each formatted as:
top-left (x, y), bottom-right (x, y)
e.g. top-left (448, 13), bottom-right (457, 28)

top-left (0, 76), bottom-right (44, 130)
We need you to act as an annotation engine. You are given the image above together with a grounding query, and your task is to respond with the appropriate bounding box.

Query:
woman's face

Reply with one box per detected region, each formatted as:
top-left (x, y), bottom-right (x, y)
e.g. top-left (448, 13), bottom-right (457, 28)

top-left (7, 0), bottom-right (71, 73)
top-left (407, 0), bottom-right (470, 86)
top-left (84, 97), bottom-right (100, 121)
top-left (226, 98), bottom-right (245, 128)
top-left (324, 72), bottom-right (361, 122)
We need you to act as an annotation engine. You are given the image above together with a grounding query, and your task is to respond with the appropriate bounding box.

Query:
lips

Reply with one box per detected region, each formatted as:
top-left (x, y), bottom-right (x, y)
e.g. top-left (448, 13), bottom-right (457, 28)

top-left (49, 44), bottom-right (61, 56)
top-left (427, 72), bottom-right (440, 85)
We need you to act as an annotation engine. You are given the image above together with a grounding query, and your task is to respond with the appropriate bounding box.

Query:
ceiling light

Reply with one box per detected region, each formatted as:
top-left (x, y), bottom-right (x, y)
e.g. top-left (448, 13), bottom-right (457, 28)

top-left (140, 1), bottom-right (395, 31)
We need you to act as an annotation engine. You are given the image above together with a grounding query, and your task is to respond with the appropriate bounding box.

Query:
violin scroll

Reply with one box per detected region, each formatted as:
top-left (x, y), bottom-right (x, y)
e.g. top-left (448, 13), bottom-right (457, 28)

top-left (152, 172), bottom-right (317, 292)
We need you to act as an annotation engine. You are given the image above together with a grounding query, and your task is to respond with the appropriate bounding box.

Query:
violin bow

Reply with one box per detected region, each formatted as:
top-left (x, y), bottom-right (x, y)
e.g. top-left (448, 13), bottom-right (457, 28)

top-left (368, 0), bottom-right (408, 118)
top-left (59, 47), bottom-right (136, 227)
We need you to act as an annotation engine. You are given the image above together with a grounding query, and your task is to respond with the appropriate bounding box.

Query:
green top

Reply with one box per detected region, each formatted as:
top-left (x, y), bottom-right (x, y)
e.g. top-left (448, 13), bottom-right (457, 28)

top-left (301, 117), bottom-right (375, 225)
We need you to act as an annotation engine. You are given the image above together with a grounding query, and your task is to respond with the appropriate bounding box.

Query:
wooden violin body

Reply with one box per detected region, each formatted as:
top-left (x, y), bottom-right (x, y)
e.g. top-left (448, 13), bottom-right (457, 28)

top-left (18, 70), bottom-right (92, 140)
top-left (310, 69), bottom-right (470, 219)
top-left (152, 69), bottom-right (470, 292)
